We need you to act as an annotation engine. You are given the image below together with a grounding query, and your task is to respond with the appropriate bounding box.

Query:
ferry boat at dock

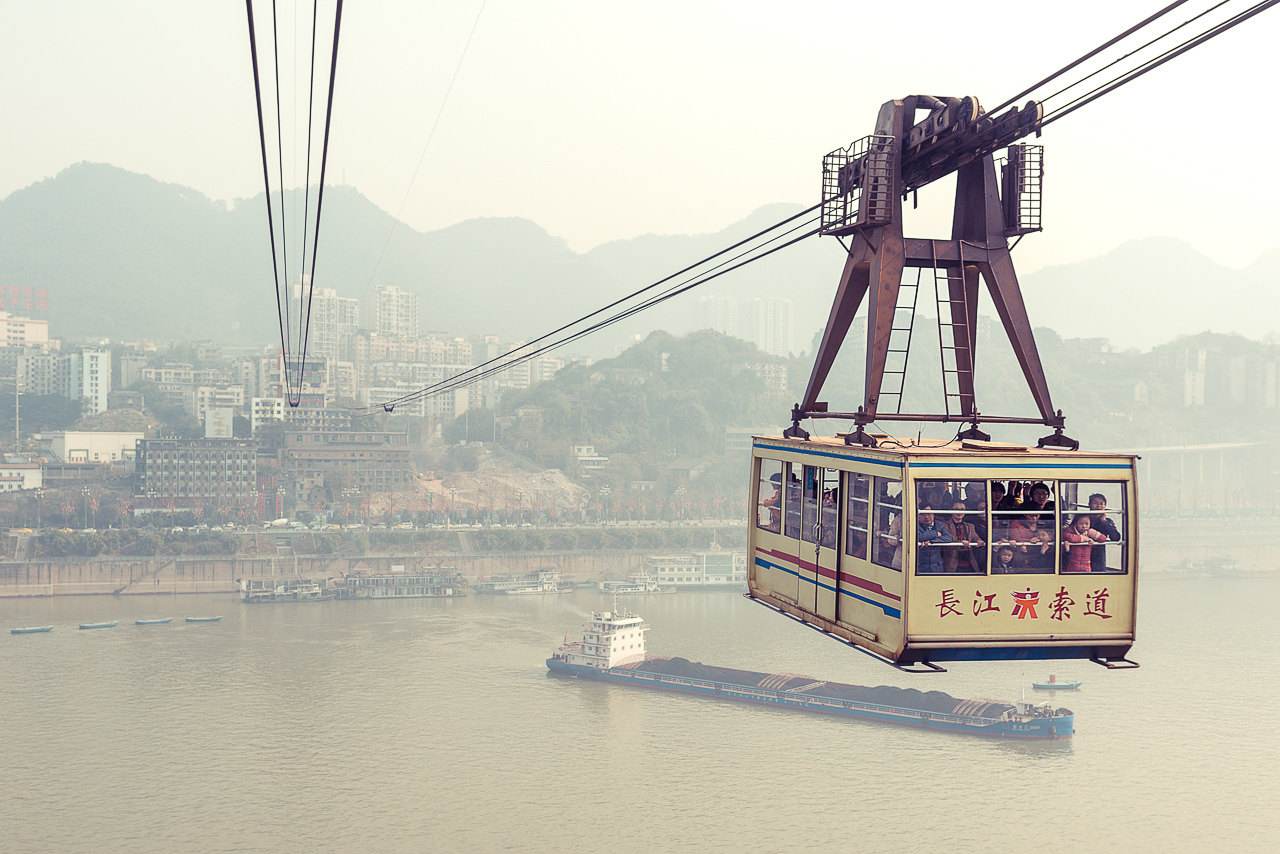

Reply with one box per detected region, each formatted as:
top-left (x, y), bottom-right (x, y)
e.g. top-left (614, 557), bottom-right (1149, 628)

top-left (241, 578), bottom-right (332, 603)
top-left (598, 571), bottom-right (664, 594)
top-left (547, 610), bottom-right (1073, 740)
top-left (474, 569), bottom-right (565, 595)
top-left (334, 569), bottom-right (466, 599)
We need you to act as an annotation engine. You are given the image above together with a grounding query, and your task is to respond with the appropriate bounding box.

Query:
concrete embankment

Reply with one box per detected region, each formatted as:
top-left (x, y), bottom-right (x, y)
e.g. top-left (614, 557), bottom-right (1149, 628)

top-left (0, 550), bottom-right (653, 598)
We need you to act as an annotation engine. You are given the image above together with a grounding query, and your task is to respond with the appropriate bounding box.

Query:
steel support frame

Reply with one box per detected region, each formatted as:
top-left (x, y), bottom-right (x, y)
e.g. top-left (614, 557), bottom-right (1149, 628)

top-left (792, 98), bottom-right (1072, 448)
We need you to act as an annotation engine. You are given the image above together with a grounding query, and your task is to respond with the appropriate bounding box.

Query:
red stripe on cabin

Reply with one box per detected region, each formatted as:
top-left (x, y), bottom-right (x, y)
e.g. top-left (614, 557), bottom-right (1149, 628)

top-left (758, 547), bottom-right (902, 602)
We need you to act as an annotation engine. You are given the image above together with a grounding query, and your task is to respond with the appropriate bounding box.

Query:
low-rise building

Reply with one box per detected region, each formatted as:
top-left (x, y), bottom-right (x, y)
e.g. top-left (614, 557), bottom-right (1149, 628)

top-left (135, 438), bottom-right (258, 499)
top-left (279, 430), bottom-right (413, 497)
top-left (46, 430), bottom-right (144, 463)
top-left (0, 461), bottom-right (42, 492)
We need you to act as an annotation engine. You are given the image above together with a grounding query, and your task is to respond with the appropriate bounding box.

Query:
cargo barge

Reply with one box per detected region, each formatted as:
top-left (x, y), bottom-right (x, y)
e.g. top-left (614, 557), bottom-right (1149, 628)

top-left (547, 610), bottom-right (1073, 740)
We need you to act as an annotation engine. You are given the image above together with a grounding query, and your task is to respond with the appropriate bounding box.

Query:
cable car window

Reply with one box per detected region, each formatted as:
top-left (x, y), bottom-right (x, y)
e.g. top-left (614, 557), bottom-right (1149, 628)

top-left (915, 480), bottom-right (986, 575)
top-left (872, 477), bottom-right (903, 570)
top-left (801, 466), bottom-right (821, 544)
top-left (755, 458), bottom-right (782, 534)
top-left (845, 472), bottom-right (870, 560)
top-left (783, 464), bottom-right (802, 539)
top-left (1059, 481), bottom-right (1127, 574)
top-left (820, 468), bottom-right (839, 550)
top-left (991, 480), bottom-right (1057, 574)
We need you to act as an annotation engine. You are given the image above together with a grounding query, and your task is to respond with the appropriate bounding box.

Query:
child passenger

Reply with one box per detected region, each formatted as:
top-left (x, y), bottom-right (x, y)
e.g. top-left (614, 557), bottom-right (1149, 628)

top-left (1062, 514), bottom-right (1108, 573)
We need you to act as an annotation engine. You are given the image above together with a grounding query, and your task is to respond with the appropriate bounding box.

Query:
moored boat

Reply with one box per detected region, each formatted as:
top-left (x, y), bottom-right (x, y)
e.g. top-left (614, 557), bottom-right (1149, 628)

top-left (10, 625), bottom-right (53, 635)
top-left (184, 615), bottom-right (223, 623)
top-left (1032, 675), bottom-right (1082, 691)
top-left (79, 621), bottom-right (118, 630)
top-left (135, 617), bottom-right (173, 625)
top-left (548, 610), bottom-right (1074, 740)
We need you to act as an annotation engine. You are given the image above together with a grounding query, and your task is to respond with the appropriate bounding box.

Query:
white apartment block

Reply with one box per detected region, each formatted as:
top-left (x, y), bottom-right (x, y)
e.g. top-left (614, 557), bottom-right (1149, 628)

top-left (376, 285), bottom-right (419, 339)
top-left (292, 282), bottom-right (359, 363)
top-left (62, 348), bottom-right (111, 415)
top-left (194, 385), bottom-right (246, 422)
top-left (251, 396), bottom-right (285, 433)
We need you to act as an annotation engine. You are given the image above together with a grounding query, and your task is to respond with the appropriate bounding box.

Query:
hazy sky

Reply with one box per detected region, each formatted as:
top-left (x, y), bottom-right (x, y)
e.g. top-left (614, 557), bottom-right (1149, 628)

top-left (3, 0), bottom-right (1279, 273)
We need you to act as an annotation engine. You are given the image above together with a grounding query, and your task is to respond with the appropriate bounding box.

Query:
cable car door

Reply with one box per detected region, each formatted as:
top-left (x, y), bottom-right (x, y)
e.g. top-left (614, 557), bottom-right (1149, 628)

top-left (814, 467), bottom-right (840, 622)
top-left (800, 465), bottom-right (839, 617)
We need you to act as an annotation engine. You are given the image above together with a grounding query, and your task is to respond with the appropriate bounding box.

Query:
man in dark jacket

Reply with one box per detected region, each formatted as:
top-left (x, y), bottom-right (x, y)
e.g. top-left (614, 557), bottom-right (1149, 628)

top-left (1088, 493), bottom-right (1122, 572)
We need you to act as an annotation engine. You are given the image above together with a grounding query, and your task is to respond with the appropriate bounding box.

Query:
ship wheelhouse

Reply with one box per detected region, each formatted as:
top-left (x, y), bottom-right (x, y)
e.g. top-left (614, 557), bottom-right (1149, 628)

top-left (748, 436), bottom-right (1138, 670)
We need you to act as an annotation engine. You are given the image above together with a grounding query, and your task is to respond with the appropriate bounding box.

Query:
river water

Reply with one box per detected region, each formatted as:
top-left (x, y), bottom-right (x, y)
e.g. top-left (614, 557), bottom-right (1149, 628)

top-left (2, 573), bottom-right (1278, 853)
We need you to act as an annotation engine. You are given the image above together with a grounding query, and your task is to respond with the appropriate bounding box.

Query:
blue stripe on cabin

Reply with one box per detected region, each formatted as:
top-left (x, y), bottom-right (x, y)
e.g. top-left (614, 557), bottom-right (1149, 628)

top-left (755, 557), bottom-right (902, 619)
top-left (752, 443), bottom-right (904, 469)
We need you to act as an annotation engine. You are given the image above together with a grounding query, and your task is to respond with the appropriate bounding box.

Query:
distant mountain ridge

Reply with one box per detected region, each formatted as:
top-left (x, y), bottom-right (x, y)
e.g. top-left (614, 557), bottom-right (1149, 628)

top-left (1, 162), bottom-right (1275, 351)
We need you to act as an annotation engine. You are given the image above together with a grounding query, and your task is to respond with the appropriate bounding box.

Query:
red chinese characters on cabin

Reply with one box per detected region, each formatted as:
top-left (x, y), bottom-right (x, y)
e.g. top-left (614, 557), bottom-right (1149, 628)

top-left (937, 588), bottom-right (961, 618)
top-left (1084, 587), bottom-right (1113, 619)
top-left (1050, 586), bottom-right (1075, 622)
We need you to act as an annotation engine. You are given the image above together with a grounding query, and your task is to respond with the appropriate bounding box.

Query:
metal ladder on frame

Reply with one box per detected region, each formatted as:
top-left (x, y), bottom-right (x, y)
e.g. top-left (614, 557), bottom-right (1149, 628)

top-left (932, 240), bottom-right (976, 419)
top-left (876, 267), bottom-right (922, 414)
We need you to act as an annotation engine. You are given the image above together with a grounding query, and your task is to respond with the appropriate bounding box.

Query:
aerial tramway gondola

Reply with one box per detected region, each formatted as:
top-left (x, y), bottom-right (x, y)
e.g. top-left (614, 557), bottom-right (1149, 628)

top-left (746, 94), bottom-right (1141, 671)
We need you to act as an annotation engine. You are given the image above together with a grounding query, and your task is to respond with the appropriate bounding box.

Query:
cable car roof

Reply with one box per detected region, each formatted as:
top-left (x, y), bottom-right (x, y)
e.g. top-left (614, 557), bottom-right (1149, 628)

top-left (752, 433), bottom-right (1139, 462)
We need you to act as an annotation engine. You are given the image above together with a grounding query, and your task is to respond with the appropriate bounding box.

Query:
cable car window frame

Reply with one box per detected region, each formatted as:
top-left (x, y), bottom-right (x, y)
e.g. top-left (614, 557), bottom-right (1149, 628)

top-left (1059, 480), bottom-right (1128, 575)
top-left (845, 471), bottom-right (870, 560)
top-left (783, 463), bottom-right (803, 539)
top-left (801, 466), bottom-right (821, 545)
top-left (871, 476), bottom-right (903, 571)
top-left (914, 480), bottom-right (987, 576)
top-left (990, 479), bottom-right (1059, 575)
top-left (755, 458), bottom-right (783, 534)
top-left (819, 468), bottom-right (840, 550)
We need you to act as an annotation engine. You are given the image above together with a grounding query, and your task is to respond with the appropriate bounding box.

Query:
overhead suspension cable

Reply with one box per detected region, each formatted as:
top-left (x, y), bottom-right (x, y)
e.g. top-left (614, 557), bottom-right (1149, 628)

top-left (244, 0), bottom-right (292, 403)
top-left (296, 0), bottom-right (345, 403)
top-left (362, 203), bottom-right (820, 411)
top-left (987, 0), bottom-right (1190, 115)
top-left (1040, 0), bottom-right (1280, 127)
top-left (295, 0), bottom-right (319, 393)
top-left (366, 211), bottom-right (821, 411)
top-left (1034, 0), bottom-right (1232, 110)
top-left (271, 0), bottom-right (291, 384)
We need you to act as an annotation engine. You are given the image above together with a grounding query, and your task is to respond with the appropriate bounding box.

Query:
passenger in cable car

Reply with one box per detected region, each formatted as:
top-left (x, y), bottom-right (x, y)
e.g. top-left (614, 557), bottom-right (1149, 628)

top-left (992, 545), bottom-right (1018, 573)
top-left (876, 513), bottom-right (903, 569)
top-left (1026, 481), bottom-right (1055, 514)
top-left (943, 502), bottom-right (985, 574)
top-left (1062, 513), bottom-right (1108, 573)
top-left (1087, 493), bottom-right (1122, 572)
top-left (762, 473), bottom-right (782, 530)
top-left (916, 505), bottom-right (953, 574)
top-left (994, 480), bottom-right (1020, 511)
top-left (1008, 512), bottom-right (1054, 570)
top-left (962, 481), bottom-right (985, 510)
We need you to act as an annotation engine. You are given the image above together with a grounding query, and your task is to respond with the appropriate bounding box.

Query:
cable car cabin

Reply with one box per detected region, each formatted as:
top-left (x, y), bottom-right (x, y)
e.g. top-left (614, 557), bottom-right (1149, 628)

top-left (748, 435), bottom-right (1138, 670)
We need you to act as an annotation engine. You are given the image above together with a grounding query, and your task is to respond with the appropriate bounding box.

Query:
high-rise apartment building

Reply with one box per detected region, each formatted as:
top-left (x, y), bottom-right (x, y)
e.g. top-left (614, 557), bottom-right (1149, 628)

top-left (376, 285), bottom-right (418, 339)
top-left (292, 282), bottom-right (359, 363)
top-left (61, 348), bottom-right (112, 415)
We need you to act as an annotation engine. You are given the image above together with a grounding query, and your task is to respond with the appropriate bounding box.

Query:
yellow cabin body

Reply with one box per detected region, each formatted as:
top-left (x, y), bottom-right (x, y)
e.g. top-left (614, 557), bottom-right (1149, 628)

top-left (747, 435), bottom-right (1138, 667)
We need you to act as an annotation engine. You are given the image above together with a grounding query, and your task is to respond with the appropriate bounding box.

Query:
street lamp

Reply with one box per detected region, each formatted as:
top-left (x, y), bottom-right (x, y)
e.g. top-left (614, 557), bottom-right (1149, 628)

top-left (80, 486), bottom-right (91, 530)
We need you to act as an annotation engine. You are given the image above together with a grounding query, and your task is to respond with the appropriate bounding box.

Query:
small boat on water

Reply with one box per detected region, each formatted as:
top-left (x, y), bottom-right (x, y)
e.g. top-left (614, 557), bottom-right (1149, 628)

top-left (79, 621), bottom-right (118, 630)
top-left (135, 618), bottom-right (173, 626)
top-left (1032, 675), bottom-right (1082, 691)
top-left (184, 616), bottom-right (223, 623)
top-left (10, 625), bottom-right (53, 635)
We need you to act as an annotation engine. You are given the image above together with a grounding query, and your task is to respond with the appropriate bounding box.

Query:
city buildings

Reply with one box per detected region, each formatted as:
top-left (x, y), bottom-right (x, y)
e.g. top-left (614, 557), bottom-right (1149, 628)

top-left (46, 430), bottom-right (144, 463)
top-left (135, 438), bottom-right (258, 500)
top-left (697, 295), bottom-right (794, 356)
top-left (0, 461), bottom-right (42, 492)
top-left (292, 283), bottom-right (359, 363)
top-left (376, 285), bottom-right (419, 339)
top-left (61, 348), bottom-right (111, 415)
top-left (278, 430), bottom-right (413, 498)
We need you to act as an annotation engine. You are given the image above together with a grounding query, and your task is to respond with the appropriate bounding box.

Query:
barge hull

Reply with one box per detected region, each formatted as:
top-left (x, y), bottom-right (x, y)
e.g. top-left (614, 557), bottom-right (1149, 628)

top-left (546, 658), bottom-right (1072, 740)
